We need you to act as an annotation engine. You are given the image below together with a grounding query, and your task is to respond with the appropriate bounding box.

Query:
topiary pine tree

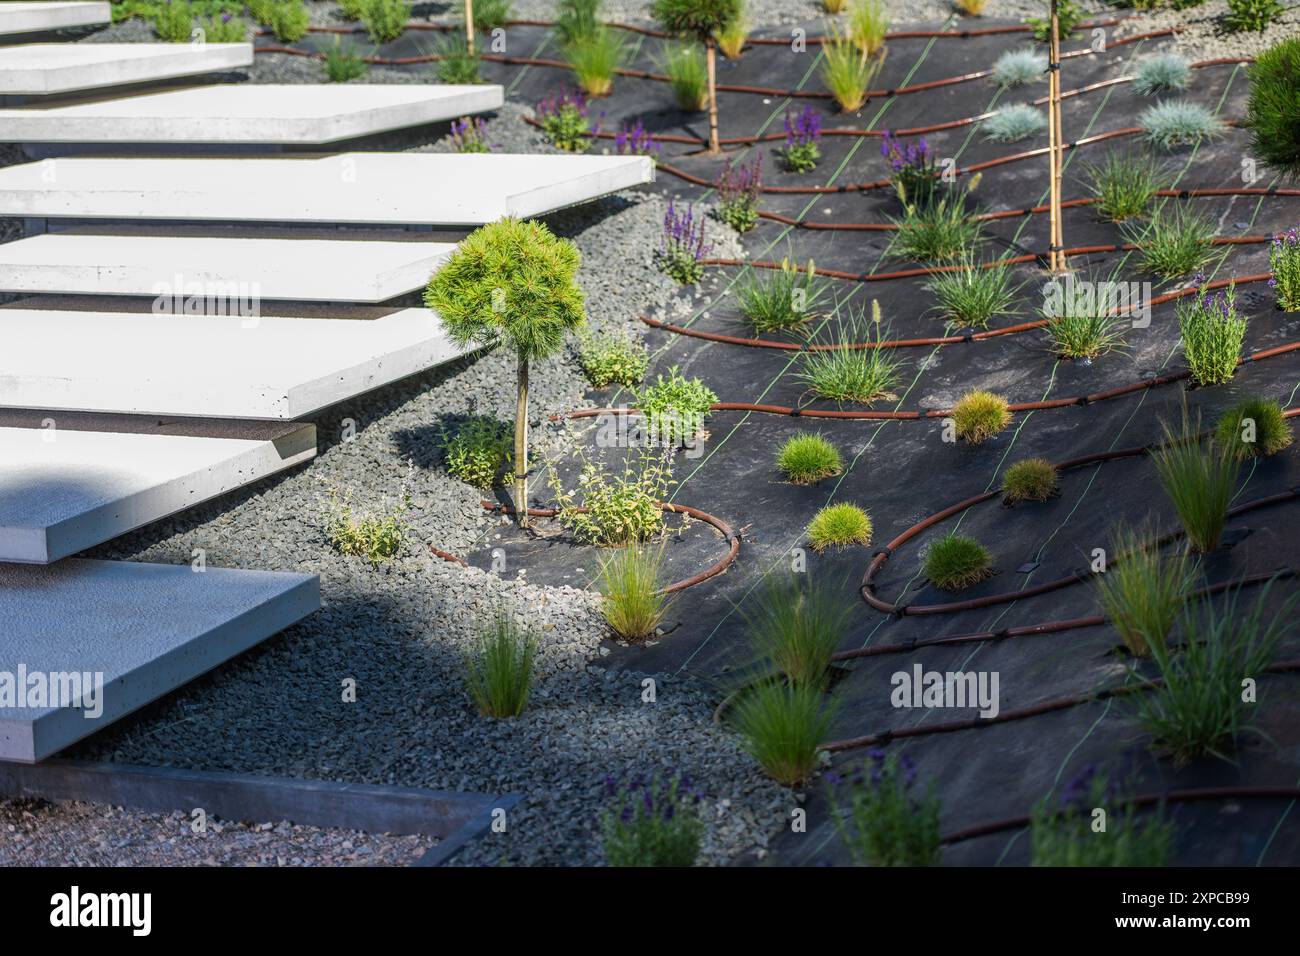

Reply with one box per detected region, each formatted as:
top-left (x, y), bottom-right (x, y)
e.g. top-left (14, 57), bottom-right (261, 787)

top-left (424, 219), bottom-right (585, 527)
top-left (1245, 36), bottom-right (1300, 181)
top-left (653, 0), bottom-right (740, 154)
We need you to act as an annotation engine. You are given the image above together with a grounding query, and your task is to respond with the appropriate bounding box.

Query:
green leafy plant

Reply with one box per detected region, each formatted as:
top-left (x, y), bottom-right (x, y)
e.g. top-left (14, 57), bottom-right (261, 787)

top-left (536, 90), bottom-right (594, 152)
top-left (338, 0), bottom-right (368, 18)
top-left (776, 432), bottom-right (843, 484)
top-left (714, 156), bottom-right (762, 233)
top-left (1083, 150), bottom-right (1165, 221)
top-left (731, 680), bottom-right (836, 786)
top-left (252, 0), bottom-right (309, 42)
top-left (1269, 227), bottom-right (1300, 309)
top-left (991, 48), bottom-right (1046, 88)
top-left (737, 258), bottom-right (829, 333)
top-left (1141, 100), bottom-right (1222, 150)
top-left (602, 773), bottom-right (703, 866)
top-left (1151, 413), bottom-right (1239, 553)
top-left (1214, 397), bottom-right (1294, 458)
top-left (599, 544), bottom-right (673, 642)
top-left (424, 219), bottom-right (585, 527)
top-left (635, 367), bottom-right (717, 444)
top-left (660, 40), bottom-right (708, 111)
top-left (820, 22), bottom-right (884, 113)
top-left (925, 254), bottom-right (1023, 328)
top-left (441, 417), bottom-right (512, 489)
top-left (981, 103), bottom-right (1047, 143)
top-left (796, 305), bottom-right (901, 405)
top-left (199, 11), bottom-right (246, 41)
top-left (1178, 279), bottom-right (1246, 386)
top-left (564, 25), bottom-right (624, 96)
top-left (464, 611), bottom-right (536, 718)
top-left (1125, 205), bottom-right (1216, 279)
top-left (1031, 768), bottom-right (1173, 866)
top-left (555, 0), bottom-right (601, 46)
top-left (320, 465), bottom-right (412, 565)
top-left (576, 329), bottom-right (649, 388)
top-left (1028, 0), bottom-right (1085, 42)
top-left (924, 531), bottom-right (993, 590)
top-left (653, 0), bottom-right (742, 152)
top-left (1245, 37), bottom-right (1300, 179)
top-left (746, 573), bottom-right (851, 687)
top-left (1132, 53), bottom-right (1191, 95)
top-left (1223, 0), bottom-right (1284, 32)
top-left (324, 37), bottom-right (368, 82)
top-left (151, 0), bottom-right (194, 41)
top-left (847, 0), bottom-right (888, 56)
top-left (552, 447), bottom-right (674, 546)
top-left (807, 502), bottom-right (872, 553)
top-left (1001, 457), bottom-right (1058, 504)
top-left (436, 31), bottom-right (482, 83)
top-left (359, 0), bottom-right (409, 43)
top-left (1095, 530), bottom-right (1192, 657)
top-left (890, 188), bottom-right (982, 262)
top-left (950, 389), bottom-right (1011, 443)
top-left (830, 751), bottom-right (941, 866)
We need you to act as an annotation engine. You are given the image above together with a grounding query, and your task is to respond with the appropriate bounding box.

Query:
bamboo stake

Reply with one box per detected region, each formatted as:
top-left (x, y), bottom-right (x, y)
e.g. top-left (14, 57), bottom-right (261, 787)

top-left (466, 0), bottom-right (475, 56)
top-left (1047, 0), bottom-right (1064, 273)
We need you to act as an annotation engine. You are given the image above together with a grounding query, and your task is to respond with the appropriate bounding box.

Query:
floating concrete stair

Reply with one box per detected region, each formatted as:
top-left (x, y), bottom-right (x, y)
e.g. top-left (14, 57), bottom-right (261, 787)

top-left (0, 233), bottom-right (456, 302)
top-left (0, 83), bottom-right (504, 144)
top-left (0, 2), bottom-right (109, 38)
top-left (0, 413), bottom-right (315, 564)
top-left (0, 558), bottom-right (319, 763)
top-left (0, 153), bottom-right (656, 226)
top-left (0, 43), bottom-right (254, 95)
top-left (0, 307), bottom-right (469, 419)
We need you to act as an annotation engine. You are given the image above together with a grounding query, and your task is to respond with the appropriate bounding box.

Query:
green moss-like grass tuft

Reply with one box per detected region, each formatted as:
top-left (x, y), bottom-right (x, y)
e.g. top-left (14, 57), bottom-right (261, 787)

top-left (1214, 398), bottom-right (1294, 458)
top-left (924, 532), bottom-right (993, 591)
top-left (807, 502), bottom-right (872, 553)
top-left (951, 390), bottom-right (1011, 443)
top-left (777, 432), bottom-right (843, 484)
top-left (1001, 457), bottom-right (1059, 504)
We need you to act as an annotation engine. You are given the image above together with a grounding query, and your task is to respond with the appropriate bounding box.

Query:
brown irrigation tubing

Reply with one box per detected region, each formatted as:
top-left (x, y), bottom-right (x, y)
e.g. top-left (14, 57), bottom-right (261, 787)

top-left (940, 786), bottom-right (1300, 845)
top-left (639, 273), bottom-right (1276, 353)
top-left (821, 659), bottom-right (1300, 753)
top-left (478, 500), bottom-right (740, 593)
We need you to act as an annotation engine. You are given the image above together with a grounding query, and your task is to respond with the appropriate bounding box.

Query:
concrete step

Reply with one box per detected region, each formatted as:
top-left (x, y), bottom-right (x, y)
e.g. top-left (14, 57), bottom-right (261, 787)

top-left (0, 558), bottom-right (319, 763)
top-left (0, 42), bottom-right (254, 95)
top-left (0, 2), bottom-right (109, 38)
top-left (0, 83), bottom-right (503, 144)
top-left (0, 233), bottom-right (456, 302)
top-left (0, 306), bottom-right (469, 419)
top-left (0, 413), bottom-right (315, 563)
top-left (0, 152), bottom-right (656, 225)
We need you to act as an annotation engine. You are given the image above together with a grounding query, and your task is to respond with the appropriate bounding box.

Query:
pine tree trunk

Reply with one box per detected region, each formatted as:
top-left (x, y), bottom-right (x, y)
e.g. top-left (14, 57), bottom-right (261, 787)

top-left (705, 39), bottom-right (720, 154)
top-left (465, 0), bottom-right (475, 55)
top-left (514, 355), bottom-right (530, 528)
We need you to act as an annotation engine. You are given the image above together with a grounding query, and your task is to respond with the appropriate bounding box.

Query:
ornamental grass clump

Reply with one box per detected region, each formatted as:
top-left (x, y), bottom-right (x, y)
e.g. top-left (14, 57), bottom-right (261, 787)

top-left (715, 155), bottom-right (762, 232)
top-left (552, 447), bottom-right (674, 546)
top-left (1135, 584), bottom-right (1294, 764)
top-left (1132, 53), bottom-right (1191, 95)
top-left (564, 22), bottom-right (625, 96)
top-left (1125, 204), bottom-right (1217, 280)
top-left (1214, 397), bottom-right (1293, 458)
top-left (435, 32), bottom-right (481, 83)
top-left (830, 751), bottom-right (941, 866)
top-left (656, 199), bottom-right (712, 283)
top-left (448, 115), bottom-right (491, 152)
top-left (535, 90), bottom-right (594, 152)
top-left (731, 680), bottom-right (836, 786)
top-left (807, 502), bottom-right (872, 553)
top-left (950, 389), bottom-right (1010, 443)
top-left (1094, 530), bottom-right (1193, 658)
top-left (469, 0), bottom-right (512, 31)
top-left (736, 258), bottom-right (829, 333)
top-left (1178, 277), bottom-right (1246, 386)
top-left (576, 329), bottom-right (649, 388)
top-left (441, 417), bottom-right (512, 489)
top-left (614, 119), bottom-right (662, 162)
top-left (324, 38), bottom-right (368, 83)
top-left (925, 253), bottom-right (1023, 328)
top-left (602, 773), bottom-right (703, 866)
top-left (955, 0), bottom-right (988, 12)
top-left (847, 0), bottom-right (888, 57)
top-left (661, 41), bottom-right (708, 111)
top-left (361, 0), bottom-right (410, 43)
top-left (1042, 275), bottom-right (1128, 360)
top-left (778, 105), bottom-right (823, 173)
top-left (991, 48), bottom-right (1046, 88)
top-left (1151, 412), bottom-right (1239, 553)
top-left (635, 367), bottom-right (717, 444)
top-left (820, 23), bottom-right (884, 113)
top-left (745, 573), bottom-right (851, 688)
top-left (555, 0), bottom-right (600, 46)
top-left (981, 103), bottom-right (1047, 143)
top-left (1268, 226), bottom-right (1300, 309)
top-left (1141, 100), bottom-right (1222, 150)
top-left (424, 219), bottom-right (585, 527)
top-left (1084, 150), bottom-right (1165, 222)
top-left (924, 532), bottom-right (993, 591)
top-left (890, 188), bottom-right (982, 262)
top-left (1001, 457), bottom-right (1058, 504)
top-left (776, 432), bottom-right (843, 484)
top-left (1031, 767), bottom-right (1173, 866)
top-left (1245, 37), bottom-right (1300, 180)
top-left (715, 3), bottom-right (748, 58)
top-left (320, 463), bottom-right (413, 565)
top-left (464, 612), bottom-right (536, 718)
top-left (796, 304), bottom-right (901, 405)
top-left (880, 130), bottom-right (939, 207)
top-left (599, 545), bottom-right (673, 642)
top-left (653, 0), bottom-right (741, 152)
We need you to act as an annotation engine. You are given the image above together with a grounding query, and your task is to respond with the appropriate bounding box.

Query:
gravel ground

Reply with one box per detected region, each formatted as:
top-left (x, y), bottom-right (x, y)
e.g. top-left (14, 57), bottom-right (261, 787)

top-left (0, 799), bottom-right (434, 866)
top-left (1114, 2), bottom-right (1300, 59)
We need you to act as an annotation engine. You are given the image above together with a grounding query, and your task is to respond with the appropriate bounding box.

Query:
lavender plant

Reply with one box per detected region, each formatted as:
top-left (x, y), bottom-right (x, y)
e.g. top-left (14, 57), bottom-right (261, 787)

top-left (777, 105), bottom-right (823, 173)
top-left (715, 155), bottom-right (763, 232)
top-left (655, 200), bottom-right (712, 283)
top-left (1269, 226), bottom-right (1300, 310)
top-left (1031, 767), bottom-right (1173, 866)
top-left (880, 130), bottom-right (938, 207)
top-left (614, 119), bottom-right (663, 162)
top-left (602, 772), bottom-right (704, 867)
top-left (536, 90), bottom-right (594, 152)
top-left (829, 750), bottom-right (942, 866)
top-left (1178, 274), bottom-right (1246, 386)
top-left (448, 116), bottom-right (491, 153)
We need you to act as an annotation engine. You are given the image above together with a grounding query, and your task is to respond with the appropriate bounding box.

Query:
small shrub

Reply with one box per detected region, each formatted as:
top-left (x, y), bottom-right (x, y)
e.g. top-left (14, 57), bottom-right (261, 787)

top-left (1084, 151), bottom-right (1165, 222)
top-left (1126, 204), bottom-right (1217, 280)
top-left (1141, 100), bottom-right (1222, 150)
top-left (715, 155), bottom-right (763, 233)
top-left (820, 23), bottom-right (883, 113)
top-left (1135, 584), bottom-right (1293, 763)
top-left (361, 0), bottom-right (410, 43)
top-left (776, 432), bottom-right (843, 484)
top-left (880, 130), bottom-right (939, 208)
top-left (436, 32), bottom-right (481, 83)
top-left (1132, 53), bottom-right (1191, 95)
top-left (321, 464), bottom-right (412, 565)
top-left (777, 105), bottom-right (822, 174)
top-left (1223, 0), bottom-right (1284, 33)
top-left (448, 115), bottom-right (491, 152)
top-left (807, 502), bottom-right (872, 553)
top-left (1245, 37), bottom-right (1300, 179)
top-left (602, 773), bottom-right (703, 866)
top-left (1028, 0), bottom-right (1084, 42)
top-left (797, 305), bottom-right (901, 405)
top-left (737, 258), bottom-right (829, 333)
top-left (662, 41), bottom-right (708, 111)
top-left (199, 11), bottom-right (246, 41)
top-left (635, 366), bottom-right (718, 443)
top-left (950, 389), bottom-right (1010, 443)
top-left (1269, 226), bottom-right (1300, 309)
top-left (599, 545), bottom-right (673, 642)
top-left (1214, 397), bottom-right (1294, 458)
top-left (151, 0), bottom-right (193, 42)
top-left (1178, 278), bottom-right (1246, 386)
top-left (656, 200), bottom-right (712, 283)
top-left (255, 0), bottom-right (309, 42)
top-left (924, 532), bottom-right (993, 590)
top-left (925, 254), bottom-right (1022, 328)
top-left (991, 48), bottom-right (1046, 88)
top-left (1031, 767), bottom-right (1173, 866)
top-left (565, 25), bottom-right (624, 97)
top-left (1095, 530), bottom-right (1192, 657)
top-left (577, 329), bottom-right (649, 388)
top-left (829, 750), bottom-right (941, 866)
top-left (731, 680), bottom-right (836, 787)
top-left (464, 612), bottom-right (536, 718)
top-left (536, 90), bottom-right (593, 152)
top-left (890, 189), bottom-right (982, 262)
top-left (552, 447), bottom-right (674, 546)
top-left (981, 103), bottom-right (1047, 143)
top-left (847, 0), bottom-right (888, 57)
top-left (1151, 414), bottom-right (1239, 553)
top-left (614, 119), bottom-right (662, 162)
top-left (1001, 457), bottom-right (1058, 504)
top-left (324, 37), bottom-right (368, 82)
top-left (470, 0), bottom-right (513, 31)
top-left (716, 4), bottom-right (748, 58)
top-left (746, 573), bottom-right (851, 687)
top-left (442, 417), bottom-right (512, 489)
top-left (555, 0), bottom-right (601, 47)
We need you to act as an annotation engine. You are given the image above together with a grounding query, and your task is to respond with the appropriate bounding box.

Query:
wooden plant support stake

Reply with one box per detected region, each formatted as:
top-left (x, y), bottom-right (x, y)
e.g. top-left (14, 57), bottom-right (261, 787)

top-left (1047, 0), bottom-right (1065, 273)
top-left (466, 0), bottom-right (475, 56)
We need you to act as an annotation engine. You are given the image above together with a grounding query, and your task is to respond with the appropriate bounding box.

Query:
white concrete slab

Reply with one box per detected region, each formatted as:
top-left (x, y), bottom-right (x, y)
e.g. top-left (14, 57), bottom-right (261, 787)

top-left (0, 153), bottom-right (656, 225)
top-left (0, 2), bottom-right (109, 37)
top-left (0, 43), bottom-right (254, 95)
top-left (0, 83), bottom-right (503, 143)
top-left (0, 559), bottom-right (319, 763)
top-left (0, 418), bottom-right (315, 563)
top-left (0, 307), bottom-right (469, 419)
top-left (0, 234), bottom-right (455, 302)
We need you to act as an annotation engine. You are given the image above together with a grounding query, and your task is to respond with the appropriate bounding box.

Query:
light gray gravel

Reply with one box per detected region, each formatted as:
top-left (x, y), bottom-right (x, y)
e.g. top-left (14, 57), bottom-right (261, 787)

top-left (1114, 2), bottom-right (1300, 60)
